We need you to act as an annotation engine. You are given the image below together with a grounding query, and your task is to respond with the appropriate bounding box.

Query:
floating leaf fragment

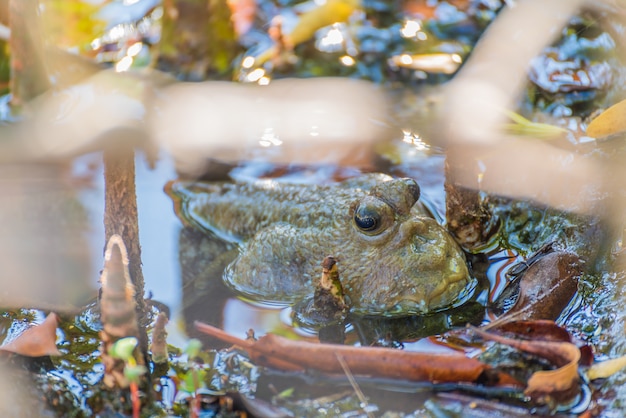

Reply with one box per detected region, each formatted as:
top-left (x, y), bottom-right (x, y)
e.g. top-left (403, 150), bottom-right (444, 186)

top-left (124, 364), bottom-right (148, 383)
top-left (586, 355), bottom-right (626, 380)
top-left (586, 99), bottom-right (626, 138)
top-left (180, 369), bottom-right (207, 394)
top-left (184, 338), bottom-right (203, 360)
top-left (0, 313), bottom-right (61, 357)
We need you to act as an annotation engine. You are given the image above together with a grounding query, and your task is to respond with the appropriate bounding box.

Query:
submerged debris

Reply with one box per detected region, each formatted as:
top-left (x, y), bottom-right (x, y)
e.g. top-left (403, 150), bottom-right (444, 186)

top-left (292, 256), bottom-right (348, 340)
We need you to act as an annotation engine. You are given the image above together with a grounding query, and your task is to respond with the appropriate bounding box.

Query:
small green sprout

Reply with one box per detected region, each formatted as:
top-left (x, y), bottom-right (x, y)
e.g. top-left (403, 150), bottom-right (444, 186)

top-left (110, 337), bottom-right (138, 362)
top-left (110, 337), bottom-right (147, 383)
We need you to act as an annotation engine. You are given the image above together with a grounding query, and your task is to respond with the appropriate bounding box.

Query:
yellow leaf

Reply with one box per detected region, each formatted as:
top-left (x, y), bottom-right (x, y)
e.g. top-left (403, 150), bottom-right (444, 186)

top-left (586, 355), bottom-right (626, 380)
top-left (586, 99), bottom-right (626, 138)
top-left (286, 0), bottom-right (360, 47)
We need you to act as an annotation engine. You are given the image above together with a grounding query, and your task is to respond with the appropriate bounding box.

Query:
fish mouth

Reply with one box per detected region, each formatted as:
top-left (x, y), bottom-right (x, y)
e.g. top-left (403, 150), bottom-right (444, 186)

top-left (424, 273), bottom-right (476, 312)
top-left (349, 276), bottom-right (477, 317)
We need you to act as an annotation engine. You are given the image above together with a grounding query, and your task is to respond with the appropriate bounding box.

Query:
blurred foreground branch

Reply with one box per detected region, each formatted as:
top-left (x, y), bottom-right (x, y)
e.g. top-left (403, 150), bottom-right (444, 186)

top-left (435, 0), bottom-right (620, 217)
top-left (9, 0), bottom-right (49, 105)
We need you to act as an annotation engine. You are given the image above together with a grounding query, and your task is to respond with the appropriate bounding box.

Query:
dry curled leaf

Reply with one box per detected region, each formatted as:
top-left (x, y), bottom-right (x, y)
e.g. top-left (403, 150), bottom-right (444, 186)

top-left (490, 320), bottom-right (572, 343)
top-left (473, 327), bottom-right (581, 401)
top-left (525, 343), bottom-right (580, 401)
top-left (0, 313), bottom-right (61, 357)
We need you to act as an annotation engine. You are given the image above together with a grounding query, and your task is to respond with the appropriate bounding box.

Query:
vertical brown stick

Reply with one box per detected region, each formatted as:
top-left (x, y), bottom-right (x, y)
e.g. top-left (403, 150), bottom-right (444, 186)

top-left (103, 148), bottom-right (148, 338)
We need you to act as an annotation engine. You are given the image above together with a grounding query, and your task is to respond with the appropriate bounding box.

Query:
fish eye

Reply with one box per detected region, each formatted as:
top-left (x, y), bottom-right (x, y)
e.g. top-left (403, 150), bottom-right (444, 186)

top-left (354, 205), bottom-right (380, 231)
top-left (352, 197), bottom-right (394, 236)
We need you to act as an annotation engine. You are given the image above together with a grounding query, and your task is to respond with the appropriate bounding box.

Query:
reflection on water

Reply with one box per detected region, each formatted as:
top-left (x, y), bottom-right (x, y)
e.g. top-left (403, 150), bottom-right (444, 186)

top-left (73, 146), bottom-right (609, 360)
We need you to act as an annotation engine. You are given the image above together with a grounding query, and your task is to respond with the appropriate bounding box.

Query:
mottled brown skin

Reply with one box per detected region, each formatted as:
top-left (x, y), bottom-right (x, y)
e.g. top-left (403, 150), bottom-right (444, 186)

top-left (168, 174), bottom-right (473, 316)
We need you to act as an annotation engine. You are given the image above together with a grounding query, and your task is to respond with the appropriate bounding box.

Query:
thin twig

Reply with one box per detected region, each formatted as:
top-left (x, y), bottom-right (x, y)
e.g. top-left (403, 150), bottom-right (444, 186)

top-left (336, 354), bottom-right (375, 418)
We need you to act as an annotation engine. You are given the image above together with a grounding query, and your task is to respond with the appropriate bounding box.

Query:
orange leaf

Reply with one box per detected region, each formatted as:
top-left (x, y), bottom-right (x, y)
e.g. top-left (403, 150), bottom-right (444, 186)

top-left (0, 313), bottom-right (61, 357)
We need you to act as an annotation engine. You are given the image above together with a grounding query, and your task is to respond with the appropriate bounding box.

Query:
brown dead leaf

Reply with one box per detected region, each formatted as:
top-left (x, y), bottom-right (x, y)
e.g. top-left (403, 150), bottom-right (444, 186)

top-left (490, 319), bottom-right (594, 366)
top-left (502, 251), bottom-right (581, 322)
top-left (586, 99), bottom-right (626, 138)
top-left (0, 313), bottom-right (61, 357)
